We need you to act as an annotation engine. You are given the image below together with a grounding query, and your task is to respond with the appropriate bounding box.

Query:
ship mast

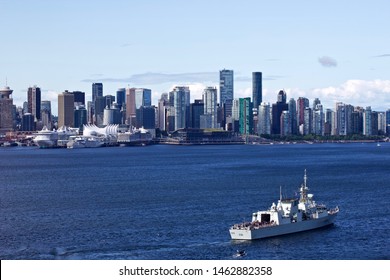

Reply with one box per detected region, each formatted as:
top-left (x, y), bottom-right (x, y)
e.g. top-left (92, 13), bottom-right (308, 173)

top-left (300, 169), bottom-right (308, 202)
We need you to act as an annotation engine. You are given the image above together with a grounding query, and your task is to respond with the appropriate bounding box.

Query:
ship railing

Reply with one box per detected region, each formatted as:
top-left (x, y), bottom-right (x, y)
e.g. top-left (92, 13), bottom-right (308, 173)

top-left (231, 220), bottom-right (276, 230)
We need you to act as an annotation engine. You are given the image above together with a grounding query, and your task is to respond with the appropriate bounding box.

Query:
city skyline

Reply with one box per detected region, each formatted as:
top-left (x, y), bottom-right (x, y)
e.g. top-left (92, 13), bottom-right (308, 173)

top-left (1, 0), bottom-right (390, 114)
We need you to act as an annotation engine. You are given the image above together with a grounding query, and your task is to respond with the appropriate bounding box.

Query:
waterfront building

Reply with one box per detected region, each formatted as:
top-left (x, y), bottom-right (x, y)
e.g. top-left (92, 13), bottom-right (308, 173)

top-left (288, 98), bottom-right (297, 135)
top-left (157, 93), bottom-right (169, 131)
top-left (203, 87), bottom-right (218, 129)
top-left (239, 97), bottom-right (253, 135)
top-left (27, 85), bottom-right (41, 122)
top-left (297, 97), bottom-right (309, 133)
top-left (334, 102), bottom-right (353, 136)
top-left (136, 106), bottom-right (155, 129)
top-left (252, 72), bottom-right (262, 110)
top-left (312, 101), bottom-right (324, 136)
top-left (0, 85), bottom-right (14, 132)
top-left (271, 90), bottom-right (288, 135)
top-left (363, 106), bottom-right (372, 136)
top-left (103, 103), bottom-right (121, 126)
top-left (74, 105), bottom-right (88, 131)
top-left (371, 111), bottom-right (379, 136)
top-left (258, 102), bottom-right (271, 135)
top-left (378, 112), bottom-right (386, 135)
top-left (324, 109), bottom-right (333, 136)
top-left (386, 109), bottom-right (390, 135)
top-left (92, 83), bottom-right (103, 102)
top-left (58, 91), bottom-right (75, 127)
top-left (41, 100), bottom-right (52, 130)
top-left (190, 99), bottom-right (204, 129)
top-left (172, 86), bottom-right (190, 130)
top-left (220, 69), bottom-right (234, 123)
top-left (351, 107), bottom-right (364, 135)
top-left (87, 101), bottom-right (94, 124)
top-left (22, 113), bottom-right (35, 131)
top-left (126, 88), bottom-right (136, 126)
top-left (94, 96), bottom-right (106, 126)
top-left (280, 110), bottom-right (291, 136)
top-left (302, 107), bottom-right (312, 135)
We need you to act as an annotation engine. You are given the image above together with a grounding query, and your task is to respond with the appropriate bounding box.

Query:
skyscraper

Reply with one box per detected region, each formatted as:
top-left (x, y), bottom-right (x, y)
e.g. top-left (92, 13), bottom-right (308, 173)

top-left (252, 72), bottom-right (262, 110)
top-left (297, 97), bottom-right (309, 133)
top-left (202, 87), bottom-right (218, 128)
top-left (280, 110), bottom-right (291, 136)
top-left (0, 85), bottom-right (14, 132)
top-left (171, 86), bottom-right (190, 130)
top-left (92, 83), bottom-right (103, 102)
top-left (41, 100), bottom-right (52, 129)
top-left (288, 98), bottom-right (297, 135)
top-left (219, 69), bottom-right (234, 122)
top-left (386, 109), bottom-right (390, 135)
top-left (125, 88), bottom-right (136, 126)
top-left (74, 105), bottom-right (87, 130)
top-left (27, 85), bottom-right (41, 121)
top-left (58, 91), bottom-right (75, 127)
top-left (258, 102), bottom-right (271, 135)
top-left (116, 88), bottom-right (126, 110)
top-left (190, 99), bottom-right (204, 129)
top-left (239, 97), bottom-right (253, 135)
top-left (271, 90), bottom-right (288, 135)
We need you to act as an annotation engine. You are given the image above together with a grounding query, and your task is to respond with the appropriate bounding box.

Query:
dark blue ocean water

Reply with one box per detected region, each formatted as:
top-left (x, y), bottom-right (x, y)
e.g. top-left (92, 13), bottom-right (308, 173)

top-left (0, 143), bottom-right (389, 260)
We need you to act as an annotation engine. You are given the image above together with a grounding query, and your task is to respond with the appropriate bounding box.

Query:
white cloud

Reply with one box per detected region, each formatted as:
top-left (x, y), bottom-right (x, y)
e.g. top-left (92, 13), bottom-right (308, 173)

top-left (286, 79), bottom-right (390, 110)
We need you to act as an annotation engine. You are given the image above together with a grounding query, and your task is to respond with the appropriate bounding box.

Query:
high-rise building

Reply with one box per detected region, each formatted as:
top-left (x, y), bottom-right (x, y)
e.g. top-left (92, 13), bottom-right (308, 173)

top-left (378, 112), bottom-right (386, 135)
top-left (70, 91), bottom-right (85, 106)
top-left (280, 110), bottom-right (291, 136)
top-left (27, 85), bottom-right (41, 121)
top-left (58, 91), bottom-right (75, 127)
top-left (239, 97), bottom-right (253, 135)
top-left (271, 90), bottom-right (288, 135)
top-left (202, 87), bottom-right (218, 128)
top-left (324, 109), bottom-right (333, 136)
top-left (171, 86), bottom-right (190, 130)
top-left (334, 102), bottom-right (353, 136)
top-left (288, 98), bottom-right (297, 135)
top-left (220, 69), bottom-right (234, 122)
top-left (371, 111), bottom-right (379, 136)
top-left (386, 109), bottom-right (390, 135)
top-left (0, 85), bottom-right (14, 132)
top-left (135, 88), bottom-right (152, 109)
top-left (125, 88), bottom-right (136, 126)
top-left (297, 97), bottom-right (309, 132)
top-left (312, 100), bottom-right (324, 136)
top-left (351, 107), bottom-right (364, 135)
top-left (136, 106), bottom-right (155, 129)
top-left (103, 103), bottom-right (121, 126)
top-left (125, 88), bottom-right (151, 126)
top-left (190, 99), bottom-right (204, 129)
top-left (258, 102), bottom-right (271, 135)
top-left (92, 83), bottom-right (103, 102)
top-left (22, 113), bottom-right (35, 131)
top-left (157, 93), bottom-right (169, 131)
top-left (303, 107), bottom-right (312, 135)
top-left (74, 105), bottom-right (87, 130)
top-left (116, 88), bottom-right (126, 111)
top-left (41, 100), bottom-right (52, 129)
top-left (252, 72), bottom-right (262, 110)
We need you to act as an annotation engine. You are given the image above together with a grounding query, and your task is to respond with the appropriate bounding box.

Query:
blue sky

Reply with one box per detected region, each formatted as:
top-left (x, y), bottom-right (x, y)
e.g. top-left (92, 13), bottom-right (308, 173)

top-left (1, 0), bottom-right (390, 114)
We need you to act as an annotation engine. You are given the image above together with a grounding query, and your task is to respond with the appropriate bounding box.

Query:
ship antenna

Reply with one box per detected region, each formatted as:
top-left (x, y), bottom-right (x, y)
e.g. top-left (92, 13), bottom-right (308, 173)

top-left (279, 185), bottom-right (282, 201)
top-left (304, 169), bottom-right (307, 188)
